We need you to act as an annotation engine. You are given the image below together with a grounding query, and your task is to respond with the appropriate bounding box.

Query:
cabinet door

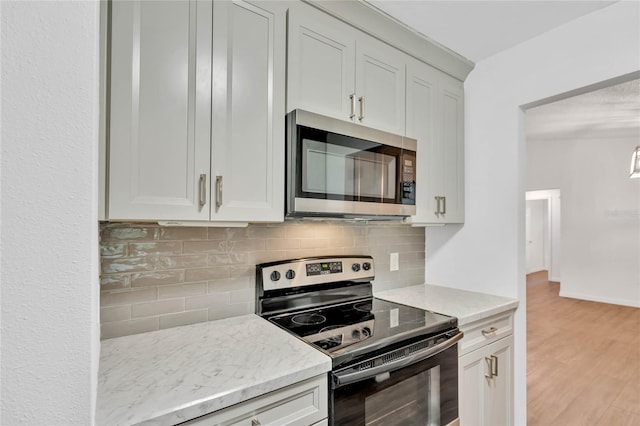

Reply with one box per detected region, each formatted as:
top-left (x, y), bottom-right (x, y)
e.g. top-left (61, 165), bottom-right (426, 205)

top-left (439, 74), bottom-right (465, 223)
top-left (406, 60), bottom-right (440, 223)
top-left (109, 0), bottom-right (212, 220)
top-left (459, 346), bottom-right (487, 426)
top-left (355, 36), bottom-right (406, 134)
top-left (210, 0), bottom-right (285, 222)
top-left (406, 60), bottom-right (464, 225)
top-left (287, 4), bottom-right (356, 121)
top-left (485, 335), bottom-right (514, 426)
top-left (458, 335), bottom-right (514, 426)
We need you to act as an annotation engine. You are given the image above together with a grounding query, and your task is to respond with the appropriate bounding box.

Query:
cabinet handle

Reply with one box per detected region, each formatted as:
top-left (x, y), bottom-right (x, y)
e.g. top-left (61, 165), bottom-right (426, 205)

top-left (349, 93), bottom-right (356, 120)
top-left (435, 196), bottom-right (441, 215)
top-left (482, 327), bottom-right (498, 336)
top-left (199, 174), bottom-right (206, 208)
top-left (358, 96), bottom-right (365, 121)
top-left (251, 419), bottom-right (261, 426)
top-left (215, 175), bottom-right (223, 211)
top-left (492, 355), bottom-right (498, 377)
top-left (485, 356), bottom-right (494, 379)
top-left (442, 196), bottom-right (446, 214)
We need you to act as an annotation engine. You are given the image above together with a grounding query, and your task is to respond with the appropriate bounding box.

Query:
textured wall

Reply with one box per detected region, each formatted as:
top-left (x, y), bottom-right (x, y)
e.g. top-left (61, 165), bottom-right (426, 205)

top-left (1, 1), bottom-right (100, 424)
top-left (528, 136), bottom-right (640, 307)
top-left (100, 221), bottom-right (425, 339)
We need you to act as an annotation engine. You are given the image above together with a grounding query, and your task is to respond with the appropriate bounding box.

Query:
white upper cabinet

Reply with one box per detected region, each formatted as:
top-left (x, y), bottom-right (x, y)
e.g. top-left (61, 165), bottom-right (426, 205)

top-left (355, 35), bottom-right (406, 135)
top-left (210, 1), bottom-right (285, 222)
top-left (287, 5), bottom-right (356, 122)
top-left (287, 4), bottom-right (406, 135)
top-left (406, 59), bottom-right (464, 224)
top-left (109, 0), bottom-right (212, 220)
top-left (439, 73), bottom-right (465, 223)
top-left (108, 0), bottom-right (285, 223)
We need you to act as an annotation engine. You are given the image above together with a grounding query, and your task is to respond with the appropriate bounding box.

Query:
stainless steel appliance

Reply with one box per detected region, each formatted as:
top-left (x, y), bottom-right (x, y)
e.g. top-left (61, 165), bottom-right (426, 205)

top-left (256, 256), bottom-right (462, 426)
top-left (286, 110), bottom-right (417, 219)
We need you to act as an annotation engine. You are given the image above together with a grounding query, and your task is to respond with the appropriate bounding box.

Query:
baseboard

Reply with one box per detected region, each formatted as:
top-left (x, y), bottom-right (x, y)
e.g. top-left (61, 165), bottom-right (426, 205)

top-left (558, 290), bottom-right (640, 308)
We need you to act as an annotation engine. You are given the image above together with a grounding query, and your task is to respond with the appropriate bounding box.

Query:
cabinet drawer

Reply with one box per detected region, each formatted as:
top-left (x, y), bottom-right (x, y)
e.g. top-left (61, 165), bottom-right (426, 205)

top-left (182, 375), bottom-right (327, 426)
top-left (458, 311), bottom-right (514, 356)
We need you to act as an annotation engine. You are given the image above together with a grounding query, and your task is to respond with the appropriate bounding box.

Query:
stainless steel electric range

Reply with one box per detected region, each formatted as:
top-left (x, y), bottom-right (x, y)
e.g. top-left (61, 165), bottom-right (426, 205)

top-left (256, 255), bottom-right (462, 426)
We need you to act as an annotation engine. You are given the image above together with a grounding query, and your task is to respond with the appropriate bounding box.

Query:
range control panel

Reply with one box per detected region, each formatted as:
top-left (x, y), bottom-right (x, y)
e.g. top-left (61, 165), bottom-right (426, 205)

top-left (258, 256), bottom-right (375, 292)
top-left (306, 261), bottom-right (343, 276)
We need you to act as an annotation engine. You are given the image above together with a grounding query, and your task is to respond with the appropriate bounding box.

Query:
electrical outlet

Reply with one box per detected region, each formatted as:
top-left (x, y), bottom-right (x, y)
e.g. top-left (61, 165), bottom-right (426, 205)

top-left (390, 253), bottom-right (399, 271)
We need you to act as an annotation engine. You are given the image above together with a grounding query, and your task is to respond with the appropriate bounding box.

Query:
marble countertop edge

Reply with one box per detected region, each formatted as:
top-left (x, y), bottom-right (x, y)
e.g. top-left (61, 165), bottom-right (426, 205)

top-left (134, 362), bottom-right (331, 426)
top-left (375, 283), bottom-right (519, 326)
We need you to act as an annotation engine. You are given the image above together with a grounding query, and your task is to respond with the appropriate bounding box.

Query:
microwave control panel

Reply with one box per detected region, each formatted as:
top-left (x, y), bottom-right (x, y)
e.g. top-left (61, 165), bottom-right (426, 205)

top-left (401, 154), bottom-right (416, 205)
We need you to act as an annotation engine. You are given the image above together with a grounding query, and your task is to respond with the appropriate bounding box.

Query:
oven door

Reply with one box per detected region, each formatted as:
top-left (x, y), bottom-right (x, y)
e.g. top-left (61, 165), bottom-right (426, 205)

top-left (330, 336), bottom-right (460, 426)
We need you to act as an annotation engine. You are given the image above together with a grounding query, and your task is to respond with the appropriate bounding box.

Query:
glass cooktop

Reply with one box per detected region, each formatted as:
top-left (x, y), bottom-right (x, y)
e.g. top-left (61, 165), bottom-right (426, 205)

top-left (268, 297), bottom-right (457, 367)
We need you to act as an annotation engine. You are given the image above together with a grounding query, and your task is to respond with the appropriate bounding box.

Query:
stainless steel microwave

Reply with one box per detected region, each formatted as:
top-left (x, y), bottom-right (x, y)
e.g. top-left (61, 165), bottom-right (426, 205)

top-left (286, 109), bottom-right (417, 219)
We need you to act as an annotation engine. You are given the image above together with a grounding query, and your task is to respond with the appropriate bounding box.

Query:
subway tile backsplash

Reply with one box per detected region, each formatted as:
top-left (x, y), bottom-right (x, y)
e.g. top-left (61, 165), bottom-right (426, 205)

top-left (99, 221), bottom-right (425, 339)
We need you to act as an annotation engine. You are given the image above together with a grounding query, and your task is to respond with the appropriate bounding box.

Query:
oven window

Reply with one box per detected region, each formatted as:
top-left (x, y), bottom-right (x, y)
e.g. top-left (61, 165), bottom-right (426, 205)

top-left (331, 344), bottom-right (458, 426)
top-left (364, 366), bottom-right (440, 426)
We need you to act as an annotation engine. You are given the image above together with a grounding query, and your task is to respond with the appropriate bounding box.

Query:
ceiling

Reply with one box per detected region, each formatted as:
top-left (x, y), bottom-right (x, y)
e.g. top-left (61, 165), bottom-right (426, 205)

top-left (526, 79), bottom-right (640, 141)
top-left (367, 0), bottom-right (638, 141)
top-left (367, 0), bottom-right (618, 63)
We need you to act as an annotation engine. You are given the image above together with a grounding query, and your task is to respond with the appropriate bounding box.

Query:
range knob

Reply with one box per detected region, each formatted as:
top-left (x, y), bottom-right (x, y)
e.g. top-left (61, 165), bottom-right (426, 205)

top-left (286, 269), bottom-right (296, 280)
top-left (351, 263), bottom-right (361, 272)
top-left (270, 271), bottom-right (281, 282)
top-left (362, 327), bottom-right (372, 337)
top-left (351, 329), bottom-right (361, 339)
top-left (362, 262), bottom-right (372, 271)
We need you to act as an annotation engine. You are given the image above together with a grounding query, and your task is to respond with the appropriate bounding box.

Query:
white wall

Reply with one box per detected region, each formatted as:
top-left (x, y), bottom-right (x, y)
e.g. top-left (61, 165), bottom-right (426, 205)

top-left (1, 1), bottom-right (100, 424)
top-left (528, 138), bottom-right (639, 307)
top-left (425, 2), bottom-right (640, 424)
top-left (526, 189), bottom-right (561, 281)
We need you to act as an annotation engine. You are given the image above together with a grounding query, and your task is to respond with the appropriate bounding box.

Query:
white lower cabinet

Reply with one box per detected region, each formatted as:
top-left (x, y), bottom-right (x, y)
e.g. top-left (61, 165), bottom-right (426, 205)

top-left (182, 375), bottom-right (328, 426)
top-left (458, 313), bottom-right (514, 426)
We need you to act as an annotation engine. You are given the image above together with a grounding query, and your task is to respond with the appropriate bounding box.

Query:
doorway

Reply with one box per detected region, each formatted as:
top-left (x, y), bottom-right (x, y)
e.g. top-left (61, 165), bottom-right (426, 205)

top-left (525, 199), bottom-right (547, 274)
top-left (524, 77), bottom-right (640, 425)
top-left (525, 189), bottom-right (561, 281)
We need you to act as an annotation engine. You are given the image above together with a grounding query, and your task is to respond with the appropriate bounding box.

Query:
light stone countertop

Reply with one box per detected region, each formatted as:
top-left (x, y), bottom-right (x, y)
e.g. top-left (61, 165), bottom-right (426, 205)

top-left (96, 314), bottom-right (331, 426)
top-left (375, 284), bottom-right (519, 326)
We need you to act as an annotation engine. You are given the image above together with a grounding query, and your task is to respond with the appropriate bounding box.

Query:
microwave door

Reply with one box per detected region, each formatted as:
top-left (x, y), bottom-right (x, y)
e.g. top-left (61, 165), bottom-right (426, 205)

top-left (355, 151), bottom-right (396, 201)
top-left (302, 139), bottom-right (359, 199)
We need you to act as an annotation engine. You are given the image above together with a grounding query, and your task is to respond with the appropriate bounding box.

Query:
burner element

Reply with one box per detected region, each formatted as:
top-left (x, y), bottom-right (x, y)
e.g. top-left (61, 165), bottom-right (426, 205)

top-left (292, 313), bottom-right (326, 325)
top-left (354, 301), bottom-right (372, 312)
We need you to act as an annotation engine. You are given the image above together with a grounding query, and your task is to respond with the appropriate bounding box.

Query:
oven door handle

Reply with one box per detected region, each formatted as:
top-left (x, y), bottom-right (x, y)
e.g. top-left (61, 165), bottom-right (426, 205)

top-left (332, 331), bottom-right (463, 387)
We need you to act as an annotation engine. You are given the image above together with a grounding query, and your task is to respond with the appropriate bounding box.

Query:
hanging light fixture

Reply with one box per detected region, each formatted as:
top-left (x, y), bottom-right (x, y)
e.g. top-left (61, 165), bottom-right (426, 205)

top-left (631, 146), bottom-right (640, 178)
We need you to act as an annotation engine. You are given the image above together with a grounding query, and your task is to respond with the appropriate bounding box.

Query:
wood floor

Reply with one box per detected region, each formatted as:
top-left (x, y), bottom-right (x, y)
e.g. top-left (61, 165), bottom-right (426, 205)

top-left (527, 271), bottom-right (640, 425)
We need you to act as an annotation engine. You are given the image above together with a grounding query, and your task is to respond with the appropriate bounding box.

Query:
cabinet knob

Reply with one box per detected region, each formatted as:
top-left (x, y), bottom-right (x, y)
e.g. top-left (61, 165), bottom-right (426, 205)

top-left (199, 174), bottom-right (207, 208)
top-left (358, 96), bottom-right (365, 121)
top-left (484, 354), bottom-right (498, 379)
top-left (482, 327), bottom-right (498, 336)
top-left (349, 93), bottom-right (357, 120)
top-left (251, 419), bottom-right (261, 426)
top-left (215, 175), bottom-right (223, 212)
